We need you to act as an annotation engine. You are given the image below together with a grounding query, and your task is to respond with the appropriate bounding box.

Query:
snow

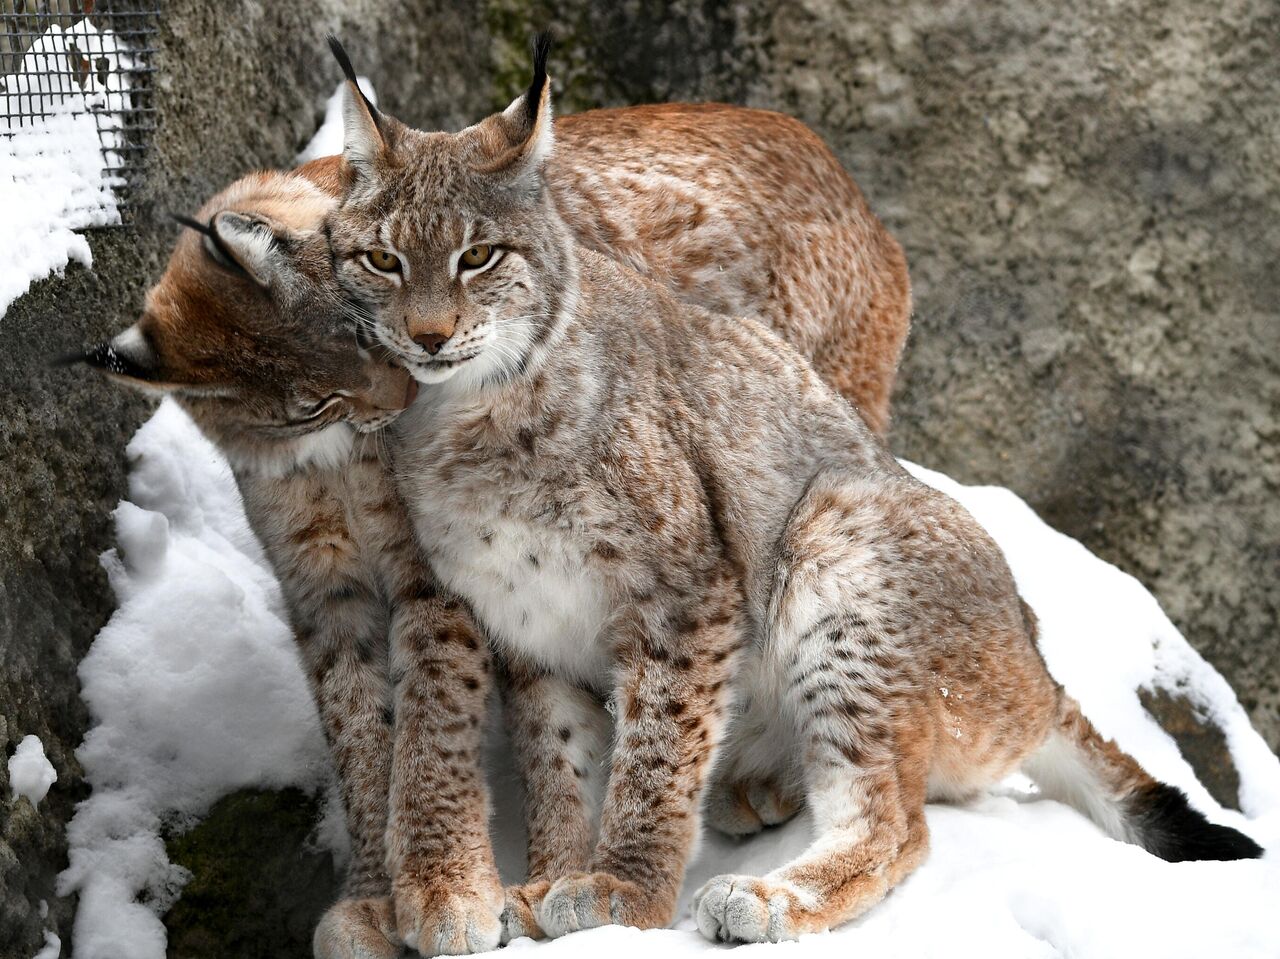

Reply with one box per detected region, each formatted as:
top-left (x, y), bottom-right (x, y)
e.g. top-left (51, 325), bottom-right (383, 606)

top-left (0, 19), bottom-right (133, 318)
top-left (57, 402), bottom-right (334, 959)
top-left (8, 734), bottom-right (57, 806)
top-left (32, 930), bottom-right (61, 959)
top-left (295, 77), bottom-right (378, 164)
top-left (57, 401), bottom-right (1279, 959)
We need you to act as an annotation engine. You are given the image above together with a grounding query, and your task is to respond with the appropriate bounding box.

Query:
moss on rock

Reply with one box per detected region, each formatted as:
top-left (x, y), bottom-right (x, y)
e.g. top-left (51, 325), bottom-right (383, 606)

top-left (162, 789), bottom-right (338, 959)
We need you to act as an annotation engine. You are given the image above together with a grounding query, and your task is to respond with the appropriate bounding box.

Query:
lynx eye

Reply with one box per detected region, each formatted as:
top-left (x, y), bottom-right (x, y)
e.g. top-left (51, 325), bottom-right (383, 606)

top-left (365, 249), bottom-right (402, 273)
top-left (459, 244), bottom-right (493, 270)
top-left (301, 394), bottom-right (342, 418)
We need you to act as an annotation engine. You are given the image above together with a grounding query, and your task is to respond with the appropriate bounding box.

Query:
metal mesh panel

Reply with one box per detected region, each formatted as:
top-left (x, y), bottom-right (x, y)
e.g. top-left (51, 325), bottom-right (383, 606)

top-left (1, 1), bottom-right (158, 225)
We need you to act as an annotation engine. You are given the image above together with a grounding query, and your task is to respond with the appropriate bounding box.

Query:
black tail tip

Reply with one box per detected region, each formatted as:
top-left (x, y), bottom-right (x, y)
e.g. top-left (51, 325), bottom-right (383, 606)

top-left (1131, 783), bottom-right (1264, 863)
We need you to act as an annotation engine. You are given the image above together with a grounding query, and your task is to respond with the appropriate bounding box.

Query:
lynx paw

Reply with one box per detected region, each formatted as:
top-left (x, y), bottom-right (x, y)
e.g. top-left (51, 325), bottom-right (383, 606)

top-left (692, 874), bottom-right (816, 943)
top-left (703, 777), bottom-right (803, 837)
top-left (535, 871), bottom-right (672, 937)
top-left (499, 880), bottom-right (549, 943)
top-left (393, 869), bottom-right (503, 956)
top-left (313, 896), bottom-right (401, 959)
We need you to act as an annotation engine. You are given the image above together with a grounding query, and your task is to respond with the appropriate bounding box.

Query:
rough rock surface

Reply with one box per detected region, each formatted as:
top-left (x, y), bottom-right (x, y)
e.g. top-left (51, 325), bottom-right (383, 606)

top-left (162, 790), bottom-right (338, 959)
top-left (1, 1), bottom-right (1275, 956)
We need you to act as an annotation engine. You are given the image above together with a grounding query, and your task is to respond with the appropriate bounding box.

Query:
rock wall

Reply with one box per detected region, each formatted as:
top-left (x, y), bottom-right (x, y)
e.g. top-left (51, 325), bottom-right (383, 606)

top-left (1, 1), bottom-right (1274, 956)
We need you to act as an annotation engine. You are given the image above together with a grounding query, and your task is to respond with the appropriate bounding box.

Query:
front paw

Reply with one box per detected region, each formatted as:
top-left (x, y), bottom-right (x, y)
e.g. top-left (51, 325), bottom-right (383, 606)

top-left (499, 880), bottom-right (550, 943)
top-left (393, 867), bottom-right (503, 956)
top-left (535, 871), bottom-right (673, 938)
top-left (313, 896), bottom-right (401, 959)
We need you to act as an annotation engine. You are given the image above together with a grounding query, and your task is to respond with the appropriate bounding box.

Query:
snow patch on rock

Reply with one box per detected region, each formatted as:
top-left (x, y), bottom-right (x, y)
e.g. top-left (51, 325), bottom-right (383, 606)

top-left (0, 19), bottom-right (135, 317)
top-left (57, 402), bottom-right (332, 959)
top-left (8, 735), bottom-right (57, 806)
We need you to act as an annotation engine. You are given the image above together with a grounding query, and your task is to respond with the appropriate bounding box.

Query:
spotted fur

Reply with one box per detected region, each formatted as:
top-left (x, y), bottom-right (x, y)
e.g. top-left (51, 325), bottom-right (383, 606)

top-left (74, 169), bottom-right (501, 958)
top-left (328, 44), bottom-right (1261, 944)
top-left (75, 78), bottom-right (912, 954)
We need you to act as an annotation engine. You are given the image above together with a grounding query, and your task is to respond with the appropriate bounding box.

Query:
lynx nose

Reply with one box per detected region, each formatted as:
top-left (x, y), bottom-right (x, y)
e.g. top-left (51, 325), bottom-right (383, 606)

top-left (413, 331), bottom-right (449, 354)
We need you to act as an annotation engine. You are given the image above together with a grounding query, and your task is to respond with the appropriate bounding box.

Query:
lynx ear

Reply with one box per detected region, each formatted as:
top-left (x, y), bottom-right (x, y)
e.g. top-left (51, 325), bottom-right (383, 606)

top-left (327, 36), bottom-right (388, 174)
top-left (209, 211), bottom-right (286, 287)
top-left (474, 32), bottom-right (554, 180)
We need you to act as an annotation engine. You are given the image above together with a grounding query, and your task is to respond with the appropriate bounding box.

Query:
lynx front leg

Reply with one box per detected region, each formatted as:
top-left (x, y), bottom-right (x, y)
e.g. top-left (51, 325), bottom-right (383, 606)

top-left (292, 574), bottom-right (397, 958)
top-left (536, 586), bottom-right (743, 938)
top-left (313, 898), bottom-right (400, 959)
top-left (498, 663), bottom-right (610, 943)
top-left (385, 583), bottom-right (503, 956)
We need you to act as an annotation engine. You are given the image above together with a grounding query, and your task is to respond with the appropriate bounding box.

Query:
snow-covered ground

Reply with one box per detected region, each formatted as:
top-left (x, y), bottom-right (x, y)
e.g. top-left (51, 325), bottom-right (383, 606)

top-left (0, 19), bottom-right (133, 318)
top-left (58, 400), bottom-right (1280, 959)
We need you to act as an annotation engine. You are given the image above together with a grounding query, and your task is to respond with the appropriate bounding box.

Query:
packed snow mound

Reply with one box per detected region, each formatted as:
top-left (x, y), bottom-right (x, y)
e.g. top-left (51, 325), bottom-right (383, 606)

top-left (7, 734), bottom-right (57, 806)
top-left (0, 19), bottom-right (134, 317)
top-left (57, 402), bottom-right (334, 959)
top-left (61, 401), bottom-right (1280, 959)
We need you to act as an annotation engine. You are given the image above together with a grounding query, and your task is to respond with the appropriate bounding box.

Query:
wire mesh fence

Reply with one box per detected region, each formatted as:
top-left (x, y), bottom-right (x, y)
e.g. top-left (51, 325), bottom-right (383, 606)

top-left (1, 0), bottom-right (158, 224)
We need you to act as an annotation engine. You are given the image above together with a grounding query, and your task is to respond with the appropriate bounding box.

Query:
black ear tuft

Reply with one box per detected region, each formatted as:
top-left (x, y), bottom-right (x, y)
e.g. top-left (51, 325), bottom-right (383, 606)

top-left (525, 31), bottom-right (552, 124)
top-left (327, 35), bottom-right (359, 85)
top-left (327, 35), bottom-right (381, 121)
top-left (170, 211), bottom-right (250, 278)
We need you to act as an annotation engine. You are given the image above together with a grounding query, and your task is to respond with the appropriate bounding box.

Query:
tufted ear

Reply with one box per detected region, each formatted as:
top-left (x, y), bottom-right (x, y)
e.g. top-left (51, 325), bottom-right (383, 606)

top-left (327, 36), bottom-right (391, 176)
top-left (472, 32), bottom-right (554, 182)
top-left (207, 211), bottom-right (288, 287)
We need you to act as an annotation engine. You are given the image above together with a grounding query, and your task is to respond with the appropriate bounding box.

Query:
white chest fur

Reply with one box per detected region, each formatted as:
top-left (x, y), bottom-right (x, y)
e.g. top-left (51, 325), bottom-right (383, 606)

top-left (396, 399), bottom-right (616, 688)
top-left (426, 512), bottom-right (615, 687)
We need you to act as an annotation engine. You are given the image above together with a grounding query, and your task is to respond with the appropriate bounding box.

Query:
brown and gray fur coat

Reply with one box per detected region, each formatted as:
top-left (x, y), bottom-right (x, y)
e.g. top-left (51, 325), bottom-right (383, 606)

top-left (321, 35), bottom-right (1264, 951)
top-left (74, 66), bottom-right (912, 957)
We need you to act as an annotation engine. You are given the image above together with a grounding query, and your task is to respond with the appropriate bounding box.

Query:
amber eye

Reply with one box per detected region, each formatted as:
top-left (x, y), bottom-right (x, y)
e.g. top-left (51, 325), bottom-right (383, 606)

top-left (365, 249), bottom-right (402, 273)
top-left (459, 244), bottom-right (493, 269)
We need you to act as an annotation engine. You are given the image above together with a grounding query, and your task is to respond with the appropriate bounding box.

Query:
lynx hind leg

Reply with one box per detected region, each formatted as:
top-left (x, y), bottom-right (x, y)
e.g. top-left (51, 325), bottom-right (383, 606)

top-left (703, 774), bottom-right (804, 837)
top-left (313, 897), bottom-right (400, 959)
top-left (695, 668), bottom-right (931, 942)
top-left (696, 479), bottom-right (933, 942)
top-left (704, 688), bottom-right (805, 837)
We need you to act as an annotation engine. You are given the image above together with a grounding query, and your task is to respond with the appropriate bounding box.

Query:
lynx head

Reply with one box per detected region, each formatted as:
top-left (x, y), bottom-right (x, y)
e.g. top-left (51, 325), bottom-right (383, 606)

top-left (324, 34), bottom-right (577, 389)
top-left (68, 166), bottom-right (418, 473)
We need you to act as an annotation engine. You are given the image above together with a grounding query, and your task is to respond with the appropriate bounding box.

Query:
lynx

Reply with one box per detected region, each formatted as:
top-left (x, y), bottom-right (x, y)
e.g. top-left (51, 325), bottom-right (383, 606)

top-left (73, 54), bottom-right (912, 957)
top-left (326, 35), bottom-right (1262, 948)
